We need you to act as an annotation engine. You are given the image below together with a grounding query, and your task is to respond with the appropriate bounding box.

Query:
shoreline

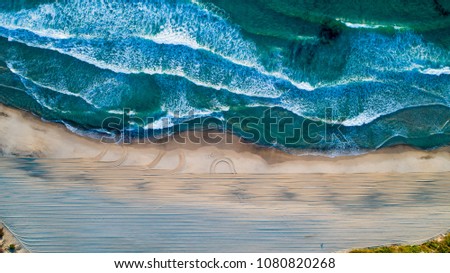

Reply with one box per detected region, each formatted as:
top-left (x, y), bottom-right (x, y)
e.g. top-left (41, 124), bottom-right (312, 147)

top-left (349, 231), bottom-right (450, 253)
top-left (1, 104), bottom-right (449, 252)
top-left (0, 103), bottom-right (449, 174)
top-left (0, 222), bottom-right (28, 253)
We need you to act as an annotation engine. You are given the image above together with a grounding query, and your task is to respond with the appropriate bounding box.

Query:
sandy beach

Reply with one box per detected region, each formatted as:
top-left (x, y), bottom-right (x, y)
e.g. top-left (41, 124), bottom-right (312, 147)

top-left (1, 104), bottom-right (450, 252)
top-left (0, 103), bottom-right (449, 174)
top-left (0, 223), bottom-right (28, 253)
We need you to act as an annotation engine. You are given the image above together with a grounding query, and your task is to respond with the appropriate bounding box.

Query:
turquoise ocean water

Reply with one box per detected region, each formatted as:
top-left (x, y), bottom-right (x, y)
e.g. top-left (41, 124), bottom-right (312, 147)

top-left (0, 0), bottom-right (449, 152)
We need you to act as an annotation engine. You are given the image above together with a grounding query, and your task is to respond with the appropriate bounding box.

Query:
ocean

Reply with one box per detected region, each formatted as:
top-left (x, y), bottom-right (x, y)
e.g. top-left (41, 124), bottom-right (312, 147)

top-left (0, 0), bottom-right (449, 152)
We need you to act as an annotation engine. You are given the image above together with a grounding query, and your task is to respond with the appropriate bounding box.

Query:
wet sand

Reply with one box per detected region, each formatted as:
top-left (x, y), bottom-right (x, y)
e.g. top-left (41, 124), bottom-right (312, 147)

top-left (1, 103), bottom-right (449, 174)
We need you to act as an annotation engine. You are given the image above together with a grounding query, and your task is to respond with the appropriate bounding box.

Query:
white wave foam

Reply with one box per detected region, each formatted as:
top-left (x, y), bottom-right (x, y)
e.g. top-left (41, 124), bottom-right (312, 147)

top-left (269, 72), bottom-right (314, 91)
top-left (6, 61), bottom-right (102, 108)
top-left (1, 29), bottom-right (288, 98)
top-left (243, 100), bottom-right (391, 127)
top-left (61, 120), bottom-right (114, 140)
top-left (419, 67), bottom-right (450, 76)
top-left (0, 0), bottom-right (321, 96)
top-left (107, 110), bottom-right (137, 115)
top-left (1, 22), bottom-right (317, 95)
top-left (340, 103), bottom-right (449, 127)
top-left (107, 110), bottom-right (124, 115)
top-left (142, 75), bottom-right (229, 130)
top-left (144, 116), bottom-right (175, 130)
top-left (141, 31), bottom-right (203, 51)
top-left (140, 32), bottom-right (316, 92)
top-left (0, 0), bottom-right (260, 67)
top-left (341, 111), bottom-right (385, 127)
top-left (12, 76), bottom-right (71, 114)
top-left (0, 23), bottom-right (73, 39)
top-left (137, 31), bottom-right (257, 69)
top-left (345, 32), bottom-right (450, 76)
top-left (143, 110), bottom-right (222, 130)
top-left (337, 19), bottom-right (406, 30)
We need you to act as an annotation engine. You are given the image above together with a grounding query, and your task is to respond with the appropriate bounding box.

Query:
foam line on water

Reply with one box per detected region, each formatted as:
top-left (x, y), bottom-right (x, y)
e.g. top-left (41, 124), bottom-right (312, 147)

top-left (0, 28), bottom-right (289, 98)
top-left (346, 32), bottom-right (450, 76)
top-left (0, 0), bottom-right (259, 68)
top-left (0, 0), bottom-right (316, 93)
top-left (0, 25), bottom-right (315, 95)
top-left (6, 62), bottom-right (101, 109)
top-left (341, 103), bottom-right (449, 126)
top-left (337, 18), bottom-right (407, 30)
top-left (419, 67), bottom-right (450, 76)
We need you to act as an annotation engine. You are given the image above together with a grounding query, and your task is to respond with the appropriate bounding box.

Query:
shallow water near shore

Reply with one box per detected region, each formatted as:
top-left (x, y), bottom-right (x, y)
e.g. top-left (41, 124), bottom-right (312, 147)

top-left (0, 157), bottom-right (449, 252)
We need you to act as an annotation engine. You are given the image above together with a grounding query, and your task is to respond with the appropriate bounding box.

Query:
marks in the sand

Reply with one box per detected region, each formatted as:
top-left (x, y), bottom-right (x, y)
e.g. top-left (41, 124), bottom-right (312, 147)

top-left (4, 145), bottom-right (189, 174)
top-left (145, 150), bottom-right (165, 169)
top-left (93, 147), bottom-right (186, 174)
top-left (170, 152), bottom-right (186, 174)
top-left (30, 125), bottom-right (46, 133)
top-left (210, 157), bottom-right (237, 174)
top-left (0, 111), bottom-right (8, 118)
top-left (92, 148), bottom-right (108, 161)
top-left (144, 151), bottom-right (186, 174)
top-left (95, 146), bottom-right (129, 167)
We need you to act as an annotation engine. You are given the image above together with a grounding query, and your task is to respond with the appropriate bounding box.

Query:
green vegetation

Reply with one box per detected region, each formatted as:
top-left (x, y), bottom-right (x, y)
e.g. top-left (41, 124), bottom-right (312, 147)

top-left (351, 233), bottom-right (450, 253)
top-left (8, 244), bottom-right (15, 252)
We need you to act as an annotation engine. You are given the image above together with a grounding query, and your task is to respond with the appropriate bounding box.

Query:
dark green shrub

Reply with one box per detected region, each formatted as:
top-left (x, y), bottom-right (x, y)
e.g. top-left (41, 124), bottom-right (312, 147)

top-left (9, 244), bottom-right (15, 252)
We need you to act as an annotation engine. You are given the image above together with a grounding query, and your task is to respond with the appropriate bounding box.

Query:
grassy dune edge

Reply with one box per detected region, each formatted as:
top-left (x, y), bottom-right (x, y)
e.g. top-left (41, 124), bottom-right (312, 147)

top-left (350, 232), bottom-right (450, 253)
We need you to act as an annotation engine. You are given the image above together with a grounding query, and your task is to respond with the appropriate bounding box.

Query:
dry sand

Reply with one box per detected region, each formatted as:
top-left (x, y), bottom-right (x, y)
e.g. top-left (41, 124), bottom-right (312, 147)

top-left (1, 103), bottom-right (449, 174)
top-left (0, 223), bottom-right (28, 253)
top-left (1, 103), bottom-right (450, 252)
